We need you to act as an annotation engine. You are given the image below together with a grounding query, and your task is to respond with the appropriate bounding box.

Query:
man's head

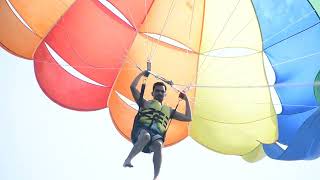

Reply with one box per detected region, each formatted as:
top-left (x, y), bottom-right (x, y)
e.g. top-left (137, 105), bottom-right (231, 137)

top-left (152, 82), bottom-right (167, 102)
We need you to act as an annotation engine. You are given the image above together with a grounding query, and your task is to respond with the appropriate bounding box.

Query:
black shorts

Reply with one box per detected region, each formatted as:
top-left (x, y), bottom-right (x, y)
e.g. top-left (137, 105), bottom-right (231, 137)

top-left (131, 123), bottom-right (164, 153)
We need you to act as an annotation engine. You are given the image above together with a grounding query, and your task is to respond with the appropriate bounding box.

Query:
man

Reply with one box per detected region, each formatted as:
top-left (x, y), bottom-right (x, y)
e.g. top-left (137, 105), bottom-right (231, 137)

top-left (123, 70), bottom-right (192, 180)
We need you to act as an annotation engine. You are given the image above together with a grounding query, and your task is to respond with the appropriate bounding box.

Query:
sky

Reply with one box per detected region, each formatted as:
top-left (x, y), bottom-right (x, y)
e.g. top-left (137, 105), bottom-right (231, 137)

top-left (1, 46), bottom-right (320, 180)
top-left (1, 1), bottom-right (320, 179)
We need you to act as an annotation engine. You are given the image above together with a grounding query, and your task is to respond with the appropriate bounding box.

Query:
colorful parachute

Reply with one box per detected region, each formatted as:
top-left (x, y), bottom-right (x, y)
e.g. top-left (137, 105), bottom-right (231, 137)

top-left (1, 0), bottom-right (320, 162)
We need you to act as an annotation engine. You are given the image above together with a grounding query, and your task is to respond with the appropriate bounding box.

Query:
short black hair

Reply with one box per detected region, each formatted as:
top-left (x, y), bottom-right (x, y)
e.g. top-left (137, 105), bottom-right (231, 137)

top-left (152, 82), bottom-right (167, 91)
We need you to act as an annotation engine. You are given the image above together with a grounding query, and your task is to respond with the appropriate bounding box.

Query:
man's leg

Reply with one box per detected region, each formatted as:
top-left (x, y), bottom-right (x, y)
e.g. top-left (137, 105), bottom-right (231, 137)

top-left (149, 139), bottom-right (163, 180)
top-left (123, 129), bottom-right (151, 167)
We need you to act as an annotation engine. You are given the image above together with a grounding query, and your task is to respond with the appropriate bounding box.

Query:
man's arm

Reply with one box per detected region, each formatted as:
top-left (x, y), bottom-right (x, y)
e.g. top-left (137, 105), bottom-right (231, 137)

top-left (130, 71), bottom-right (148, 105)
top-left (171, 94), bottom-right (192, 122)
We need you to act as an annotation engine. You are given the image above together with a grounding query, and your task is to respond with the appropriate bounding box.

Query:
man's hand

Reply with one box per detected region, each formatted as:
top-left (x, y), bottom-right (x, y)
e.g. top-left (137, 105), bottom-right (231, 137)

top-left (172, 92), bottom-right (191, 121)
top-left (179, 92), bottom-right (187, 101)
top-left (131, 70), bottom-right (149, 104)
top-left (143, 70), bottom-right (150, 77)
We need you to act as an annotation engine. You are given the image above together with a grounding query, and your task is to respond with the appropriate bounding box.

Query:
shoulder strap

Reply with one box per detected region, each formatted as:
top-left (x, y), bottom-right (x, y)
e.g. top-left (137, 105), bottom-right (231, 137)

top-left (138, 61), bottom-right (151, 109)
top-left (163, 94), bottom-right (184, 139)
top-left (138, 83), bottom-right (147, 109)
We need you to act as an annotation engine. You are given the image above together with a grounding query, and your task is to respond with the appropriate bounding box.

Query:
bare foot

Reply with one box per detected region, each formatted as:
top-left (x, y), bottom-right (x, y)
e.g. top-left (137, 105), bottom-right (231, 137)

top-left (123, 160), bottom-right (133, 168)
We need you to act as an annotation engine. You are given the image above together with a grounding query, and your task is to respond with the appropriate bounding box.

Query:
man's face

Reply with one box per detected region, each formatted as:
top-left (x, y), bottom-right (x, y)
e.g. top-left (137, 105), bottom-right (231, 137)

top-left (152, 85), bottom-right (166, 102)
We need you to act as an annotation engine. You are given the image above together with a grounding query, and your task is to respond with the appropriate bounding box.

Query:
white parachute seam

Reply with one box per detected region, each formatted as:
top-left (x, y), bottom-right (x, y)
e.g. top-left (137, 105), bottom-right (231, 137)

top-left (144, 33), bottom-right (193, 52)
top-left (98, 0), bottom-right (134, 28)
top-left (5, 0), bottom-right (34, 33)
top-left (45, 43), bottom-right (106, 87)
top-left (115, 91), bottom-right (139, 111)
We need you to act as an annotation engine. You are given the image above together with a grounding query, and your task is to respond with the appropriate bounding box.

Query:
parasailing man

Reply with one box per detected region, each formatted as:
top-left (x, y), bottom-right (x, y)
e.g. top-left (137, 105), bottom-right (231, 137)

top-left (123, 70), bottom-right (192, 180)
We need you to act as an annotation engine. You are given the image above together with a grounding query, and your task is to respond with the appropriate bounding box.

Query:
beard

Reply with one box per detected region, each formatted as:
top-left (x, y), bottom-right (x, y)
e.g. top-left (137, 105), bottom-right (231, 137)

top-left (155, 95), bottom-right (163, 102)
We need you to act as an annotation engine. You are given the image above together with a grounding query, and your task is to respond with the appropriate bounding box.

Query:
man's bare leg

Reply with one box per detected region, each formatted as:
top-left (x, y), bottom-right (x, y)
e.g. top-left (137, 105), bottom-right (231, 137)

top-left (123, 129), bottom-right (151, 167)
top-left (149, 140), bottom-right (163, 180)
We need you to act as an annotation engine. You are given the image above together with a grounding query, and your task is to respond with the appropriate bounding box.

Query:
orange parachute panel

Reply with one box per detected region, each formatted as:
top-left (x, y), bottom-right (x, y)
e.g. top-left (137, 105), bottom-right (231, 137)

top-left (0, 0), bottom-right (41, 59)
top-left (9, 0), bottom-right (75, 37)
top-left (140, 0), bottom-right (205, 51)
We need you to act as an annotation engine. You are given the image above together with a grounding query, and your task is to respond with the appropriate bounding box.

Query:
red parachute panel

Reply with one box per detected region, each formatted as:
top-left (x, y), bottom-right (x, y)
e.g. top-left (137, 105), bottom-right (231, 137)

top-left (45, 0), bottom-right (137, 86)
top-left (34, 42), bottom-right (109, 111)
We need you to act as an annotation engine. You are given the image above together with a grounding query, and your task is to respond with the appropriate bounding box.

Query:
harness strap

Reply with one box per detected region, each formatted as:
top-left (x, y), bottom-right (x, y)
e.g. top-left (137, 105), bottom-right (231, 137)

top-left (132, 61), bottom-right (184, 141)
top-left (163, 96), bottom-right (183, 139)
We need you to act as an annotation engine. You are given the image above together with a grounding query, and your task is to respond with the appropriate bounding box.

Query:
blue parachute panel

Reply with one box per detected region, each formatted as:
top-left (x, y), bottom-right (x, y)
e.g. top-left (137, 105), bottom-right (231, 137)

top-left (277, 108), bottom-right (317, 145)
top-left (252, 0), bottom-right (319, 49)
top-left (253, 0), bottom-right (320, 114)
top-left (263, 108), bottom-right (320, 160)
top-left (264, 23), bottom-right (320, 114)
top-left (253, 0), bottom-right (320, 160)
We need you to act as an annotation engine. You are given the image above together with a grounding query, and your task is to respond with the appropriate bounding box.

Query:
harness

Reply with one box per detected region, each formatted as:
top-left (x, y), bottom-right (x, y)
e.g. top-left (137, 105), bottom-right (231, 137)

top-left (139, 100), bottom-right (171, 134)
top-left (131, 62), bottom-right (182, 141)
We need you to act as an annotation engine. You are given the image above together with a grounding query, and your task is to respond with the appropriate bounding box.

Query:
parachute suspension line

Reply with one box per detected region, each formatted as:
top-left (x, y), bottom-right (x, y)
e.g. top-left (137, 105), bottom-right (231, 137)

top-left (40, 2), bottom-right (149, 72)
top-left (164, 95), bottom-right (184, 139)
top-left (184, 0), bottom-right (196, 66)
top-left (170, 81), bottom-right (320, 89)
top-left (184, 0), bottom-right (242, 90)
top-left (239, 9), bottom-right (318, 48)
top-left (183, 97), bottom-right (320, 109)
top-left (121, 0), bottom-right (149, 59)
top-left (197, 4), bottom-right (318, 61)
top-left (121, 0), bottom-right (138, 31)
top-left (190, 46), bottom-right (320, 68)
top-left (47, 23), bottom-right (125, 69)
top-left (131, 63), bottom-right (150, 142)
top-left (136, 0), bottom-right (195, 96)
top-left (49, 28), bottom-right (93, 67)
top-left (29, 45), bottom-right (320, 74)
top-left (38, 6), bottom-right (319, 72)
top-left (190, 2), bottom-right (319, 91)
top-left (262, 9), bottom-right (317, 45)
top-left (271, 49), bottom-right (320, 67)
top-left (33, 1), bottom-right (141, 70)
top-left (31, 59), bottom-right (136, 70)
top-left (148, 0), bottom-right (177, 61)
top-left (33, 1), bottom-right (320, 82)
top-left (121, 1), bottom-right (153, 66)
top-left (29, 2), bottom-right (320, 76)
top-left (227, 18), bottom-right (254, 47)
top-left (124, 54), bottom-right (193, 100)
top-left (143, 0), bottom-right (152, 60)
top-left (188, 0), bottom-right (196, 41)
top-left (197, 0), bottom-right (241, 74)
top-left (198, 9), bottom-right (318, 55)
top-left (32, 35), bottom-right (136, 70)
top-left (133, 61), bottom-right (182, 93)
top-left (197, 113), bottom-right (277, 125)
top-left (264, 21), bottom-right (320, 51)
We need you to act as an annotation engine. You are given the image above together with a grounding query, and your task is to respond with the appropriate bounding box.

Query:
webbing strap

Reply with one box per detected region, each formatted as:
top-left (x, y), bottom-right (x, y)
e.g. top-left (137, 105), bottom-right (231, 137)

top-left (132, 61), bottom-right (184, 140)
top-left (163, 98), bottom-right (182, 139)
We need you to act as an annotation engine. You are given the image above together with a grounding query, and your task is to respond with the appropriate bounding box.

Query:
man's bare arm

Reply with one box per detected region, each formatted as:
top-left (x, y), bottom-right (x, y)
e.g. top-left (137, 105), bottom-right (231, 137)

top-left (171, 94), bottom-right (192, 122)
top-left (130, 71), bottom-right (148, 104)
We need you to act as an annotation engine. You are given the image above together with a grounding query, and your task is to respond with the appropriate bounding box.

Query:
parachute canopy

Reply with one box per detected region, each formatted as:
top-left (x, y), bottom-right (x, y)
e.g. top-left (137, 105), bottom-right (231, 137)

top-left (1, 0), bottom-right (320, 162)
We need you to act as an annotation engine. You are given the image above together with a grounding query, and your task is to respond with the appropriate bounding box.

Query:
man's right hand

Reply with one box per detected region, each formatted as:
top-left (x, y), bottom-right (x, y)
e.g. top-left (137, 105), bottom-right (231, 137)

top-left (179, 92), bottom-right (187, 100)
top-left (143, 70), bottom-right (150, 77)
